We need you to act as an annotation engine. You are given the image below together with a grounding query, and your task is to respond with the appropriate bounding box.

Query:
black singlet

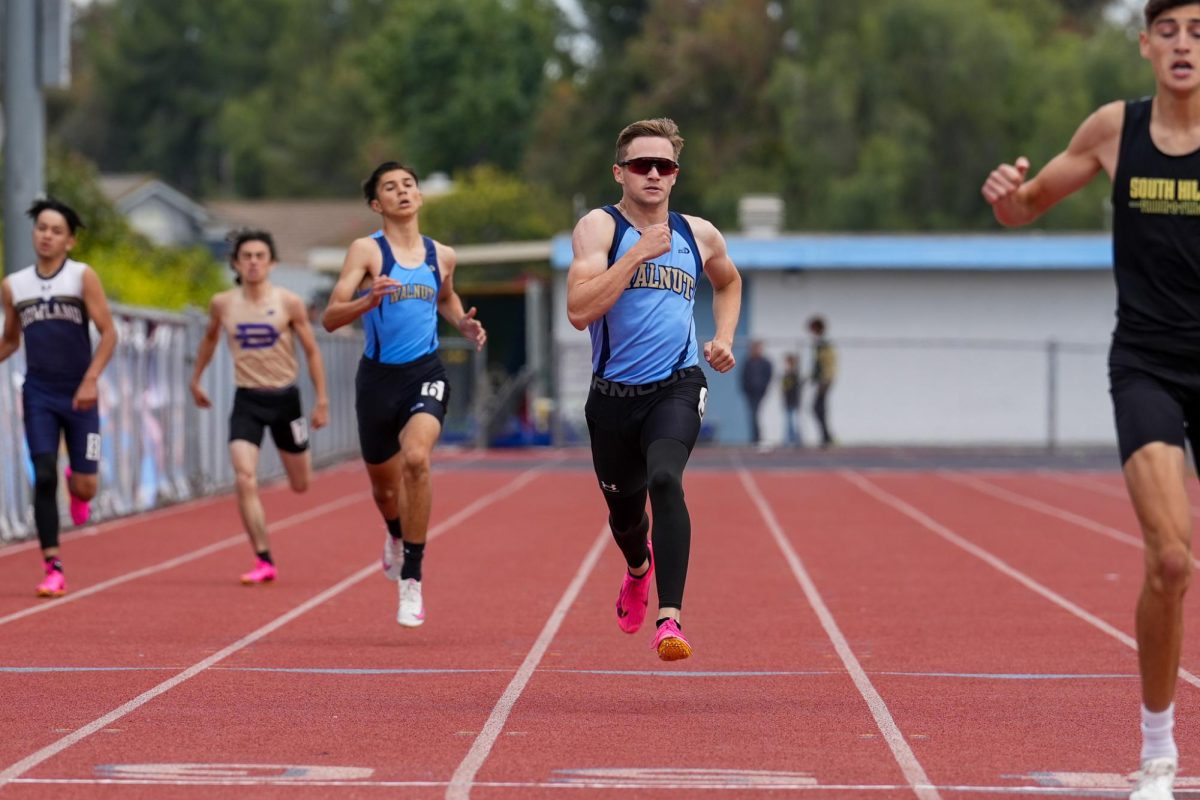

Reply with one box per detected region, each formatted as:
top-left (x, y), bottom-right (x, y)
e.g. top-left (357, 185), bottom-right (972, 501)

top-left (1111, 97), bottom-right (1200, 362)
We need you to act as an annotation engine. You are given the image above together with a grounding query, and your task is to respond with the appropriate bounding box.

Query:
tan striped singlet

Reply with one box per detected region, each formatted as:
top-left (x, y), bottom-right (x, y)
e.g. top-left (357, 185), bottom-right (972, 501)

top-left (223, 286), bottom-right (298, 389)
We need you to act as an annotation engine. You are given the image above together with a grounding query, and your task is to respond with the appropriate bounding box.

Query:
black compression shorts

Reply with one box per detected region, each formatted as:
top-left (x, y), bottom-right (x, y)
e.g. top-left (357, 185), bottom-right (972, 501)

top-left (584, 366), bottom-right (708, 497)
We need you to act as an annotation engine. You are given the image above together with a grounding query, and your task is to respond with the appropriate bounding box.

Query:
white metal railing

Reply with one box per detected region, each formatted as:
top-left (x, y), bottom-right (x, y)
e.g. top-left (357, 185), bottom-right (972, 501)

top-left (0, 304), bottom-right (486, 543)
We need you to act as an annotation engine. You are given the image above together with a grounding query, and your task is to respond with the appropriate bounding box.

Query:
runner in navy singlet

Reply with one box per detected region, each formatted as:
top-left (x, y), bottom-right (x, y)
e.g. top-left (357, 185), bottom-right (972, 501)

top-left (567, 118), bottom-right (742, 661)
top-left (981, 3), bottom-right (1200, 795)
top-left (322, 162), bottom-right (486, 629)
top-left (0, 199), bottom-right (118, 598)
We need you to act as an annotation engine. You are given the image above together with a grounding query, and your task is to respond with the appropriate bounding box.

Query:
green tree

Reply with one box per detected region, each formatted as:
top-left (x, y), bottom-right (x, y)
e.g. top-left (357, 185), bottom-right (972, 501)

top-left (353, 0), bottom-right (572, 176)
top-left (1, 147), bottom-right (226, 309)
top-left (769, 0), bottom-right (1148, 230)
top-left (66, 0), bottom-right (299, 195)
top-left (421, 165), bottom-right (572, 245)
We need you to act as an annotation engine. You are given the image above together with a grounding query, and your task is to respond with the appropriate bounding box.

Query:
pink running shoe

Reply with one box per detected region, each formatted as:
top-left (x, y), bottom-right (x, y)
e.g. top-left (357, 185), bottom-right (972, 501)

top-left (651, 618), bottom-right (692, 661)
top-left (615, 547), bottom-right (654, 634)
top-left (240, 558), bottom-right (277, 585)
top-left (36, 567), bottom-right (67, 598)
top-left (64, 467), bottom-right (90, 526)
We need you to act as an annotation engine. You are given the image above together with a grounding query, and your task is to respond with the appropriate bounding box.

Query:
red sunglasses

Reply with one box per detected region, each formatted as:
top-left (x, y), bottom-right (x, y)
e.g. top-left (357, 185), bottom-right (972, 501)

top-left (619, 157), bottom-right (680, 176)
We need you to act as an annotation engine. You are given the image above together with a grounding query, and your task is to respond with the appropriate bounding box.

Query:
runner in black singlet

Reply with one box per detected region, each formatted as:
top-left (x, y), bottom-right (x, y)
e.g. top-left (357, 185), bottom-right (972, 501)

top-left (981, 3), bottom-right (1200, 796)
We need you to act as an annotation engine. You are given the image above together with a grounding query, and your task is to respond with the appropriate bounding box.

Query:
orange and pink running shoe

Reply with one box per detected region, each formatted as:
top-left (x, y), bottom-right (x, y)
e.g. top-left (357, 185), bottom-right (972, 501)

top-left (36, 565), bottom-right (66, 598)
top-left (240, 558), bottom-right (277, 585)
top-left (615, 547), bottom-right (653, 634)
top-left (651, 618), bottom-right (692, 661)
top-left (64, 467), bottom-right (90, 526)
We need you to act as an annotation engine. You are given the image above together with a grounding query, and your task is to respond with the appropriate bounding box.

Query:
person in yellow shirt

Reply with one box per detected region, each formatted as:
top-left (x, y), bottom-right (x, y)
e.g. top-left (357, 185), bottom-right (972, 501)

top-left (808, 315), bottom-right (836, 448)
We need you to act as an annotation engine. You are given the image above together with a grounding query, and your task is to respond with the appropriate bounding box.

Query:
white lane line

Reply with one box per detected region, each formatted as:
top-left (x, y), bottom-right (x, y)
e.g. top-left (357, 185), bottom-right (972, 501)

top-left (444, 524), bottom-right (609, 800)
top-left (843, 470), bottom-right (1200, 693)
top-left (0, 493), bottom-right (227, 558)
top-left (942, 472), bottom-right (1146, 550)
top-left (737, 468), bottom-right (941, 800)
top-left (0, 461), bottom-right (500, 625)
top-left (0, 457), bottom-right (437, 559)
top-left (0, 466), bottom-right (544, 789)
top-left (941, 471), bottom-right (1200, 569)
top-left (1044, 472), bottom-right (1130, 500)
top-left (0, 493), bottom-right (365, 626)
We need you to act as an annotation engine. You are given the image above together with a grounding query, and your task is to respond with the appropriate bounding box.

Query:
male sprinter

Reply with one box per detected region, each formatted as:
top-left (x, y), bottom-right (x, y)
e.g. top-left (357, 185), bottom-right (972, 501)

top-left (191, 229), bottom-right (328, 584)
top-left (0, 198), bottom-right (118, 597)
top-left (981, 2), bottom-right (1200, 795)
top-left (323, 162), bottom-right (486, 627)
top-left (567, 118), bottom-right (742, 660)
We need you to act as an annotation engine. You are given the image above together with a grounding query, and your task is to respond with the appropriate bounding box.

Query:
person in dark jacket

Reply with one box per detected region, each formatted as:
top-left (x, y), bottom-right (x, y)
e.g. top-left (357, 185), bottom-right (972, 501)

top-left (740, 340), bottom-right (772, 445)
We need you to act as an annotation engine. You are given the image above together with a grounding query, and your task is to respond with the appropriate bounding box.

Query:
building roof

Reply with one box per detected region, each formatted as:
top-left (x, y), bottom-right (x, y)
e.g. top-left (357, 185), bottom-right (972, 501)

top-left (207, 200), bottom-right (380, 266)
top-left (549, 232), bottom-right (1114, 271)
top-left (98, 173), bottom-right (211, 224)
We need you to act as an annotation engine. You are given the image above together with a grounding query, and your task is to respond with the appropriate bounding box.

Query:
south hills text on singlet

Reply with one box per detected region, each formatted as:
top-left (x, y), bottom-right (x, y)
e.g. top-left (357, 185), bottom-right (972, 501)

top-left (9, 259), bottom-right (92, 389)
top-left (223, 286), bottom-right (298, 389)
top-left (1112, 97), bottom-right (1200, 359)
top-left (588, 207), bottom-right (702, 385)
top-left (361, 232), bottom-right (442, 365)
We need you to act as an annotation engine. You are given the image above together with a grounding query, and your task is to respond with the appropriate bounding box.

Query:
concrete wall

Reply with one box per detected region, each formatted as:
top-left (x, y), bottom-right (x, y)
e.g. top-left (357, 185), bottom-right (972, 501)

top-left (552, 267), bottom-right (1119, 447)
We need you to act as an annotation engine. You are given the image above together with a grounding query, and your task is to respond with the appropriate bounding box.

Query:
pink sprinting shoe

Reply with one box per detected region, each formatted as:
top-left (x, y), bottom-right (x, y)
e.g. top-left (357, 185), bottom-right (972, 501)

top-left (64, 467), bottom-right (90, 526)
top-left (36, 566), bottom-right (67, 598)
top-left (240, 559), bottom-right (277, 585)
top-left (615, 547), bottom-right (654, 634)
top-left (651, 618), bottom-right (692, 661)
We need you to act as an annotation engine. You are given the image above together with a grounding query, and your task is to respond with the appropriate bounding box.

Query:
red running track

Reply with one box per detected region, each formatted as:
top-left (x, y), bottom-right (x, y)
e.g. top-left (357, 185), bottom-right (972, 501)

top-left (0, 453), bottom-right (1197, 799)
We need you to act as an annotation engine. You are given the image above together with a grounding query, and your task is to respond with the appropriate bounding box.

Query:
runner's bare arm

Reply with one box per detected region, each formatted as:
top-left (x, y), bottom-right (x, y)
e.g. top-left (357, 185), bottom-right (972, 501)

top-left (689, 216), bottom-right (741, 373)
top-left (322, 238), bottom-right (399, 332)
top-left (286, 290), bottom-right (329, 428)
top-left (74, 267), bottom-right (119, 411)
top-left (983, 101), bottom-right (1122, 226)
top-left (566, 209), bottom-right (673, 329)
top-left (0, 280), bottom-right (19, 364)
top-left (190, 294), bottom-right (226, 409)
top-left (435, 243), bottom-right (486, 352)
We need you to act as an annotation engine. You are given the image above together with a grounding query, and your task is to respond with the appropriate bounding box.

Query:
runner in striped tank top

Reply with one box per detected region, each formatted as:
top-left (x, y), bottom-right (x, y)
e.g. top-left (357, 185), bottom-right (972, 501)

top-left (322, 162), bottom-right (486, 629)
top-left (567, 118), bottom-right (742, 661)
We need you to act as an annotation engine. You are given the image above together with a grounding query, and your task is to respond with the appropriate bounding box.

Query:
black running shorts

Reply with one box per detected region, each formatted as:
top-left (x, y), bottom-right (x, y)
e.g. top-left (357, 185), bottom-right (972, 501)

top-left (1109, 341), bottom-right (1200, 469)
top-left (229, 385), bottom-right (309, 453)
top-left (355, 352), bottom-right (450, 465)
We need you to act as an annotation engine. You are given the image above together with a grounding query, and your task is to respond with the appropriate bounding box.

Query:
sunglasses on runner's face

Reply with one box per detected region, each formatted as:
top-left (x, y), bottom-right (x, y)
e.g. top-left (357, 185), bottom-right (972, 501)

top-left (619, 157), bottom-right (680, 176)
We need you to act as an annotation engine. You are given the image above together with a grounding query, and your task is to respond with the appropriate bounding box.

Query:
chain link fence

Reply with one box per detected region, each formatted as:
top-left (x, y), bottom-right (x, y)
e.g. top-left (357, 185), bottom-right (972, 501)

top-left (550, 335), bottom-right (1114, 449)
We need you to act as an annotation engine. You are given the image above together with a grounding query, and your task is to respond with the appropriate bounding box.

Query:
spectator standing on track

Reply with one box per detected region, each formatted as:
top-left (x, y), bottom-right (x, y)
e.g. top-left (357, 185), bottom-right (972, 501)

top-left (781, 352), bottom-right (802, 447)
top-left (322, 162), bottom-right (486, 628)
top-left (567, 118), bottom-right (742, 661)
top-left (190, 229), bottom-right (329, 585)
top-left (0, 199), bottom-right (118, 598)
top-left (808, 316), bottom-right (837, 449)
top-left (740, 340), bottom-right (772, 447)
top-left (981, 2), bottom-right (1200, 796)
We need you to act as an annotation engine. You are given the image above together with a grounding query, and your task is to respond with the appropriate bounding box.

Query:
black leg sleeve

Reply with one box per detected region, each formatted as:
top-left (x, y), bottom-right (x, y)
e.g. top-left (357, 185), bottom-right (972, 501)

top-left (646, 438), bottom-right (691, 610)
top-left (604, 493), bottom-right (651, 570)
top-left (32, 454), bottom-right (60, 551)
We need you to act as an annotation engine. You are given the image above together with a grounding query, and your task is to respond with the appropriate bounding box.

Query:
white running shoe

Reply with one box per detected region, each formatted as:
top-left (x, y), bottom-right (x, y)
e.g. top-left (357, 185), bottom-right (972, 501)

top-left (1131, 757), bottom-right (1177, 800)
top-left (382, 534), bottom-right (403, 581)
top-left (397, 578), bottom-right (425, 627)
